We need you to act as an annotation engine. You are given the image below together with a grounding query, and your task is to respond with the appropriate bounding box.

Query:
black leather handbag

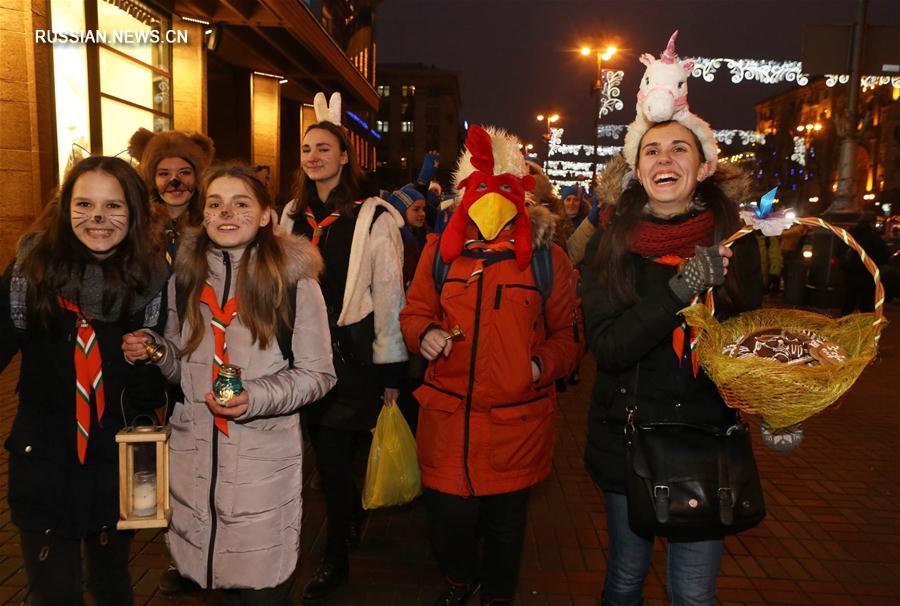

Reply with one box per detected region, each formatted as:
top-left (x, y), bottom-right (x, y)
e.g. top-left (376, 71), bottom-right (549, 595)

top-left (623, 368), bottom-right (766, 541)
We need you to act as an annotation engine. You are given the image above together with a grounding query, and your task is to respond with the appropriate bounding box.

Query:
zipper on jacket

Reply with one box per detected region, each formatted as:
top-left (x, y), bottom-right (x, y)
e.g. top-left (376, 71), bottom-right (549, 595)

top-left (206, 250), bottom-right (231, 588)
top-left (493, 284), bottom-right (503, 310)
top-left (462, 277), bottom-right (483, 496)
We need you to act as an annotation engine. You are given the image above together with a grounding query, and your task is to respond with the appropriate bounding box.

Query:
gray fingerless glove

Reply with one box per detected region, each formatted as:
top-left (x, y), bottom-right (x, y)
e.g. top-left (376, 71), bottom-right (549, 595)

top-left (668, 245), bottom-right (726, 303)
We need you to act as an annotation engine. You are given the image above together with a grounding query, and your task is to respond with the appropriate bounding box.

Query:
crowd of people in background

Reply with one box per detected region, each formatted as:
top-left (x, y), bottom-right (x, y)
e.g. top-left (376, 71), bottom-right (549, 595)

top-left (1, 81), bottom-right (891, 606)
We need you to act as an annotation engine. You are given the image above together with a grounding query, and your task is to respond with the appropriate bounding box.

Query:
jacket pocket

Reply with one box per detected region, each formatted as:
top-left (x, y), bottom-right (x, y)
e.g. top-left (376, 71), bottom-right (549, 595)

top-left (231, 423), bottom-right (303, 518)
top-left (167, 402), bottom-right (199, 509)
top-left (489, 394), bottom-right (556, 472)
top-left (414, 381), bottom-right (465, 469)
top-left (5, 424), bottom-right (64, 515)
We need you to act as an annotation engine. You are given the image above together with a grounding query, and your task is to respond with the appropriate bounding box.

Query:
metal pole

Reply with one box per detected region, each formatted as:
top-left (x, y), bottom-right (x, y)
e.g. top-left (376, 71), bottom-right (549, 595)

top-left (829, 0), bottom-right (868, 214)
top-left (593, 52), bottom-right (602, 182)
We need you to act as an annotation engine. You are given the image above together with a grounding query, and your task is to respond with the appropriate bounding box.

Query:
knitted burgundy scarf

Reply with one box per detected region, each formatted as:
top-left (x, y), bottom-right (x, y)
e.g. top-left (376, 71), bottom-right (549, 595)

top-left (629, 210), bottom-right (716, 258)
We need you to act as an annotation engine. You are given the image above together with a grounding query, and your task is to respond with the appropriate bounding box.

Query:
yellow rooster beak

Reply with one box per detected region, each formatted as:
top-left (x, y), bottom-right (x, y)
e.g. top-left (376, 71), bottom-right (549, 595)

top-left (468, 192), bottom-right (517, 241)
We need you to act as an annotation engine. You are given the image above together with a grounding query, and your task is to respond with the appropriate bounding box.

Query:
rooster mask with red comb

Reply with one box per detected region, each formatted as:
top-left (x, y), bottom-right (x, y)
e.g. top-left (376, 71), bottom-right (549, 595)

top-left (441, 125), bottom-right (537, 269)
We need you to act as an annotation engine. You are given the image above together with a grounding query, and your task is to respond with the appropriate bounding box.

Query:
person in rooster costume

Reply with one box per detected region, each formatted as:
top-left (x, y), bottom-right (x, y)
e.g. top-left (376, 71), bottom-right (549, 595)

top-left (400, 125), bottom-right (585, 606)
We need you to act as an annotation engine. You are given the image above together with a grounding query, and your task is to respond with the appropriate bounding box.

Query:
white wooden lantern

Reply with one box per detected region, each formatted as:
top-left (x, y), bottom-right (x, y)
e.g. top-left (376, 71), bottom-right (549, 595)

top-left (116, 425), bottom-right (170, 529)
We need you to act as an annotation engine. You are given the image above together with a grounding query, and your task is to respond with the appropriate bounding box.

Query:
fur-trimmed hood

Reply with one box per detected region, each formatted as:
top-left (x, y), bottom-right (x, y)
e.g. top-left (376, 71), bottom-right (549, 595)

top-left (175, 227), bottom-right (323, 284)
top-left (528, 205), bottom-right (557, 248)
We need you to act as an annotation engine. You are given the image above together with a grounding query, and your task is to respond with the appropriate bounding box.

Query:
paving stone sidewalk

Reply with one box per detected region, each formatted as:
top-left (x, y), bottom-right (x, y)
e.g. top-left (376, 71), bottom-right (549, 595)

top-left (0, 306), bottom-right (896, 605)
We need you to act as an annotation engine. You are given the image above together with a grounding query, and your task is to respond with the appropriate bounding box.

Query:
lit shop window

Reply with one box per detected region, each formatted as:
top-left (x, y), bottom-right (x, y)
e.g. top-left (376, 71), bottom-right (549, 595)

top-left (376, 120), bottom-right (389, 133)
top-left (51, 0), bottom-right (173, 179)
top-left (401, 121), bottom-right (414, 133)
top-left (401, 85), bottom-right (415, 97)
top-left (377, 85), bottom-right (390, 97)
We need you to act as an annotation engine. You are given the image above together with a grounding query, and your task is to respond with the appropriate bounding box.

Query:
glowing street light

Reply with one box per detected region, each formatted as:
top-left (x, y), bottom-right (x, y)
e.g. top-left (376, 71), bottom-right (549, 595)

top-left (580, 43), bottom-right (619, 180)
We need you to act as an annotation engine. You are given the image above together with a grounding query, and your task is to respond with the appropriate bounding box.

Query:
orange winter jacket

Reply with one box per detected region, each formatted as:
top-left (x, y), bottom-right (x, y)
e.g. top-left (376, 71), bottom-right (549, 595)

top-left (400, 211), bottom-right (585, 497)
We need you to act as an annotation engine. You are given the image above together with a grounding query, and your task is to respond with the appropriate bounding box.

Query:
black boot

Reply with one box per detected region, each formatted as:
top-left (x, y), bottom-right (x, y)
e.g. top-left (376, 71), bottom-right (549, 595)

top-left (434, 580), bottom-right (480, 606)
top-left (157, 562), bottom-right (200, 595)
top-left (346, 504), bottom-right (367, 548)
top-left (302, 558), bottom-right (348, 603)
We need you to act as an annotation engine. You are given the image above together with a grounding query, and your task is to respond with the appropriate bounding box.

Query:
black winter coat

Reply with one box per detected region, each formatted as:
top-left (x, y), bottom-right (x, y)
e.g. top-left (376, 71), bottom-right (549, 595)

top-left (290, 198), bottom-right (404, 431)
top-left (0, 266), bottom-right (166, 538)
top-left (581, 221), bottom-right (762, 494)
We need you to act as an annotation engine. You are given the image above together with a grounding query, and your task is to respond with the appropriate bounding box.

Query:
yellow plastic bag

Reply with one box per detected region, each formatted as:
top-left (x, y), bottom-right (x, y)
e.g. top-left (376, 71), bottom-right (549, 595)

top-left (362, 403), bottom-right (421, 510)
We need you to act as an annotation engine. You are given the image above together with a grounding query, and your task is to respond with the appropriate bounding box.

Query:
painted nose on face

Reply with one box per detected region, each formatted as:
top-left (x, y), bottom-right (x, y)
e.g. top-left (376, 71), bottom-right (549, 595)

top-left (167, 177), bottom-right (183, 190)
top-left (93, 214), bottom-right (106, 223)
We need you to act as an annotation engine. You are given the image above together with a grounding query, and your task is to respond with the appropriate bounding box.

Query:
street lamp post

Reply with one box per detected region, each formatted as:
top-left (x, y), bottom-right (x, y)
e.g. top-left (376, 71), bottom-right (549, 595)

top-left (536, 112), bottom-right (560, 143)
top-left (536, 112), bottom-right (560, 162)
top-left (581, 45), bottom-right (616, 182)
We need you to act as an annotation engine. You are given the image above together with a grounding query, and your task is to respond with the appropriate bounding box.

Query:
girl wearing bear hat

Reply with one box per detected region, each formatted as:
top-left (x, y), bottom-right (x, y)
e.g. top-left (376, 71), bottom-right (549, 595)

top-left (581, 33), bottom-right (763, 606)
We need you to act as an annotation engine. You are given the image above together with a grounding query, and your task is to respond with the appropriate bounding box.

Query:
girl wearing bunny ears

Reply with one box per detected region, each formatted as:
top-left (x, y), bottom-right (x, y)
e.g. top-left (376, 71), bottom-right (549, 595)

top-left (280, 93), bottom-right (408, 603)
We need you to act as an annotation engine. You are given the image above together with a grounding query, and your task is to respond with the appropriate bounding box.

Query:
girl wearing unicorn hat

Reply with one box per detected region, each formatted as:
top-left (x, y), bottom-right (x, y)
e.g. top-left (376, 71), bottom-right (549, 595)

top-left (581, 32), bottom-right (763, 606)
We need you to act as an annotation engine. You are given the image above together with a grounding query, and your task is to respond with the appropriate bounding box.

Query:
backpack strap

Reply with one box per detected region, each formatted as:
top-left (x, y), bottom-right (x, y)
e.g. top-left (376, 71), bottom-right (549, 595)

top-left (530, 246), bottom-right (553, 302)
top-left (432, 241), bottom-right (452, 295)
top-left (175, 280), bottom-right (296, 366)
top-left (432, 236), bottom-right (554, 303)
top-left (276, 282), bottom-right (297, 368)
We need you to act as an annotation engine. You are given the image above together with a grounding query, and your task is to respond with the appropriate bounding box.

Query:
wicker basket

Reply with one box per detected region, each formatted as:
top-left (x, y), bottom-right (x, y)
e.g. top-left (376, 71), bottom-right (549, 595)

top-left (681, 217), bottom-right (886, 429)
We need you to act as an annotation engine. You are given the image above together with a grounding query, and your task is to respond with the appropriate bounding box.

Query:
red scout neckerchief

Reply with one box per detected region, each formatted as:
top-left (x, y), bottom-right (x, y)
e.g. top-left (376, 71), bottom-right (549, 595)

top-left (651, 255), bottom-right (700, 377)
top-left (305, 210), bottom-right (341, 246)
top-left (56, 296), bottom-right (105, 464)
top-left (462, 238), bottom-right (516, 286)
top-left (200, 283), bottom-right (238, 436)
top-left (304, 200), bottom-right (365, 246)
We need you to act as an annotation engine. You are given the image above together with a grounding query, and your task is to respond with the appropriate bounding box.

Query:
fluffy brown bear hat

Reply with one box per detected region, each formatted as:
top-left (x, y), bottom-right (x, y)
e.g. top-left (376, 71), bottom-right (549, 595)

top-left (128, 128), bottom-right (215, 193)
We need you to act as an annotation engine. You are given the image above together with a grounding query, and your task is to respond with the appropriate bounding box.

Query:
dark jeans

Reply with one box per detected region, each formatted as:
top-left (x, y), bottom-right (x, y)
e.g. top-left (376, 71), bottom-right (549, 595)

top-left (424, 487), bottom-right (530, 603)
top-left (20, 527), bottom-right (133, 606)
top-left (308, 423), bottom-right (362, 563)
top-left (222, 580), bottom-right (293, 606)
top-left (602, 492), bottom-right (724, 606)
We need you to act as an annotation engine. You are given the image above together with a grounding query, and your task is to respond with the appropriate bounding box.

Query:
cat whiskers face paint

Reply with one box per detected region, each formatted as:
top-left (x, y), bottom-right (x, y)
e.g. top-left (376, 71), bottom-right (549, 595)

top-left (70, 170), bottom-right (130, 259)
top-left (203, 176), bottom-right (269, 250)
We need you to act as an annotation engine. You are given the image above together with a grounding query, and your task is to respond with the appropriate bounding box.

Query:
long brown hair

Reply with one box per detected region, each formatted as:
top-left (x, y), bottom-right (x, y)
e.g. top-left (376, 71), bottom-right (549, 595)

top-left (592, 123), bottom-right (745, 311)
top-left (289, 122), bottom-right (364, 218)
top-left (17, 156), bottom-right (163, 329)
top-left (178, 163), bottom-right (291, 357)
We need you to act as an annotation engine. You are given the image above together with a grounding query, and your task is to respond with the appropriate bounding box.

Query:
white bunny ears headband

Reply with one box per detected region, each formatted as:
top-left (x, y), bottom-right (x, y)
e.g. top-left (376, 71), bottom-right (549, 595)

top-left (313, 92), bottom-right (341, 126)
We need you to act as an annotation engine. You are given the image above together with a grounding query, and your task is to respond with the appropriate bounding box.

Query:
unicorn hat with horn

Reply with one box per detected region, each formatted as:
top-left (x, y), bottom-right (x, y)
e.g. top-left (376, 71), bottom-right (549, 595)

top-left (622, 31), bottom-right (718, 174)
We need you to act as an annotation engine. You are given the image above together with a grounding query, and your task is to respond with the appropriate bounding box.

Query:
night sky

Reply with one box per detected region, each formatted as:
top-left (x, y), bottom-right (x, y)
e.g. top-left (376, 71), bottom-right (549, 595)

top-left (377, 0), bottom-right (899, 148)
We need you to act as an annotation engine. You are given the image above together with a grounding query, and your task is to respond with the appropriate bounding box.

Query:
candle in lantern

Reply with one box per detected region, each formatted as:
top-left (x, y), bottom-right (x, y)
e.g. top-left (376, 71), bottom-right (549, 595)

top-left (132, 470), bottom-right (157, 517)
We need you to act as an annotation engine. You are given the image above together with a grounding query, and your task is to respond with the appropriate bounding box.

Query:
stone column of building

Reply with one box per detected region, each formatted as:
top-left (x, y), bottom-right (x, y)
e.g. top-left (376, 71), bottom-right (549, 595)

top-left (0, 0), bottom-right (55, 265)
top-left (173, 22), bottom-right (207, 134)
top-left (251, 73), bottom-right (280, 197)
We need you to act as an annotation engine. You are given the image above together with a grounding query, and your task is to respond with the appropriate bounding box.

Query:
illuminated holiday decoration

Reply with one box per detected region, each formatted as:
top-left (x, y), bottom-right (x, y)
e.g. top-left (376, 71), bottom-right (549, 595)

top-left (791, 136), bottom-right (807, 166)
top-left (599, 70), bottom-right (625, 117)
top-left (691, 57), bottom-right (808, 85)
top-left (546, 125), bottom-right (765, 189)
top-left (688, 57), bottom-right (900, 90)
top-left (597, 124), bottom-right (628, 140)
top-left (720, 151), bottom-right (757, 165)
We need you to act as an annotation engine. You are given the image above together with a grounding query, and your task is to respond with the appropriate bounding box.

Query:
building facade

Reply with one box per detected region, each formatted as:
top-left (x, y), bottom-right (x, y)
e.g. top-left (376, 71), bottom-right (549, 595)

top-left (0, 0), bottom-right (382, 262)
top-left (374, 63), bottom-right (462, 189)
top-left (754, 79), bottom-right (900, 215)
